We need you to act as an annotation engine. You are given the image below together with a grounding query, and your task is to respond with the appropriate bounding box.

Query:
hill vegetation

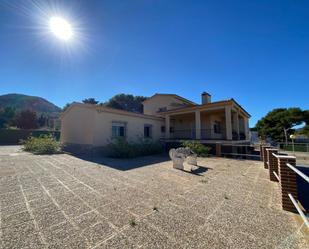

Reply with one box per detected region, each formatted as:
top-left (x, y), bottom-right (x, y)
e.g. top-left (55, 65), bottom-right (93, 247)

top-left (0, 93), bottom-right (61, 114)
top-left (0, 93), bottom-right (61, 129)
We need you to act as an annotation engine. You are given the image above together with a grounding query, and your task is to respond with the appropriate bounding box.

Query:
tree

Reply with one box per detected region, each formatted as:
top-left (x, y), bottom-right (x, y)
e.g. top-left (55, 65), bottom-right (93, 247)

top-left (62, 103), bottom-right (73, 112)
top-left (82, 98), bottom-right (99, 105)
top-left (255, 108), bottom-right (305, 142)
top-left (103, 94), bottom-right (147, 113)
top-left (37, 114), bottom-right (47, 127)
top-left (16, 110), bottom-right (37, 129)
top-left (0, 107), bottom-right (16, 128)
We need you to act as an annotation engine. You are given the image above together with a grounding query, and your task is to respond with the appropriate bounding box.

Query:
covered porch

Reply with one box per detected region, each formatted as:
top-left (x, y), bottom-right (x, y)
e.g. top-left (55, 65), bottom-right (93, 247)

top-left (164, 105), bottom-right (249, 141)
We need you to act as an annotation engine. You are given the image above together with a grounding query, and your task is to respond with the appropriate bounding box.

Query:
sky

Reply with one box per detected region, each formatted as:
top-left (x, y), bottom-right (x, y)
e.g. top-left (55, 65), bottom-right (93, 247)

top-left (0, 0), bottom-right (308, 127)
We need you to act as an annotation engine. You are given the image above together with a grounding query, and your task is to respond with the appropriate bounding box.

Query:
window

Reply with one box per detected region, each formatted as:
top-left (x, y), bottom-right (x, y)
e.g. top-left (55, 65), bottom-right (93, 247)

top-left (158, 107), bottom-right (167, 112)
top-left (214, 121), bottom-right (221, 134)
top-left (112, 122), bottom-right (126, 138)
top-left (161, 126), bottom-right (165, 133)
top-left (144, 125), bottom-right (152, 138)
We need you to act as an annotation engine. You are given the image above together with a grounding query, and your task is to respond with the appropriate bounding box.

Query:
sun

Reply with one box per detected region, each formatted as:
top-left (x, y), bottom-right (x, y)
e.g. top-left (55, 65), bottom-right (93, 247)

top-left (49, 16), bottom-right (73, 41)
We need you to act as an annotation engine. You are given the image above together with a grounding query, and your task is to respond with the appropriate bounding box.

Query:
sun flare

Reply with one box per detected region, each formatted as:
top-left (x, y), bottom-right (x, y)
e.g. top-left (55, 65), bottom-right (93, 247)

top-left (49, 16), bottom-right (73, 41)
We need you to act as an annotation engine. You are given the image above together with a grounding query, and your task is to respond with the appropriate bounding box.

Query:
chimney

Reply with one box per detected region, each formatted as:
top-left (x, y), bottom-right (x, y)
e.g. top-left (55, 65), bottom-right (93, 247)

top-left (201, 92), bottom-right (211, 104)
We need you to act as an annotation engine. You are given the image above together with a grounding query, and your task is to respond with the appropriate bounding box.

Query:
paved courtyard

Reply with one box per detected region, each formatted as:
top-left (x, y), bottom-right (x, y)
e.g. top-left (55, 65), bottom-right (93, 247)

top-left (0, 146), bottom-right (308, 249)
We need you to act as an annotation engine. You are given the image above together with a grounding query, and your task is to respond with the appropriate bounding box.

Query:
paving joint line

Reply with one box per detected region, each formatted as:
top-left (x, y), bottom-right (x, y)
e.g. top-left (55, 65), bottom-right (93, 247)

top-left (18, 177), bottom-right (49, 249)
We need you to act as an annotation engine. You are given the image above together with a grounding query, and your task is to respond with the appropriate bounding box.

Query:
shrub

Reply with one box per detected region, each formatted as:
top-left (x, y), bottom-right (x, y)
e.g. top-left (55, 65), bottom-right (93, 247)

top-left (106, 138), bottom-right (163, 158)
top-left (22, 135), bottom-right (61, 154)
top-left (181, 141), bottom-right (211, 157)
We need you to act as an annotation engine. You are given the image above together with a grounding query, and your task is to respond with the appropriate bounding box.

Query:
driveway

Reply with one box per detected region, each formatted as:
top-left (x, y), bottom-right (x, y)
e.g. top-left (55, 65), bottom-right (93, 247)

top-left (0, 146), bottom-right (307, 248)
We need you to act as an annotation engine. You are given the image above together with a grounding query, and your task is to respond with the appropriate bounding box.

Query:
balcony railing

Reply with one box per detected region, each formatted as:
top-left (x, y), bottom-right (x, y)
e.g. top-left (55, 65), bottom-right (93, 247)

top-left (171, 129), bottom-right (196, 139)
top-left (170, 129), bottom-right (228, 140)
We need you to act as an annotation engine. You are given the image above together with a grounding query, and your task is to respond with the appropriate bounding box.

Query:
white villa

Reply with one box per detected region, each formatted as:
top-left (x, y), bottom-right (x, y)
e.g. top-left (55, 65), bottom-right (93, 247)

top-left (61, 92), bottom-right (250, 149)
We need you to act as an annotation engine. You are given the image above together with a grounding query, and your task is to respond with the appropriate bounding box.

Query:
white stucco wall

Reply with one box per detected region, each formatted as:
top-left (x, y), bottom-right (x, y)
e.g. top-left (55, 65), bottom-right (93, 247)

top-left (61, 104), bottom-right (164, 147)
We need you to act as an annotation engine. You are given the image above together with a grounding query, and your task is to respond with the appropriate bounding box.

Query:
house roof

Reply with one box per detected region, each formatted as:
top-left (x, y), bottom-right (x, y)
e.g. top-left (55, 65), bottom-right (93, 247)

top-left (161, 99), bottom-right (251, 118)
top-left (142, 93), bottom-right (197, 105)
top-left (61, 102), bottom-right (164, 121)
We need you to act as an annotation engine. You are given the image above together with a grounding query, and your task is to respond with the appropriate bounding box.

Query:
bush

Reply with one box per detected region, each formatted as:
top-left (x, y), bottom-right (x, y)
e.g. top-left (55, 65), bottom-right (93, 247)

top-left (0, 129), bottom-right (60, 145)
top-left (106, 138), bottom-right (163, 158)
top-left (22, 135), bottom-right (61, 154)
top-left (181, 141), bottom-right (211, 157)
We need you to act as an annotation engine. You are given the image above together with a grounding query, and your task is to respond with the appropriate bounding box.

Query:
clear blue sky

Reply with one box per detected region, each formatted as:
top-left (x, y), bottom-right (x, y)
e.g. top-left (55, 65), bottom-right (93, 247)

top-left (0, 0), bottom-right (308, 127)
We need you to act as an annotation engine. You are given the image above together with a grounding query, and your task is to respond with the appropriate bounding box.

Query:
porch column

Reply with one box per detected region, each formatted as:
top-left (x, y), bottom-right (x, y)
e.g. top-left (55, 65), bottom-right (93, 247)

top-left (165, 115), bottom-right (170, 139)
top-left (234, 111), bottom-right (240, 140)
top-left (195, 110), bottom-right (201, 139)
top-left (225, 106), bottom-right (232, 140)
top-left (244, 117), bottom-right (249, 140)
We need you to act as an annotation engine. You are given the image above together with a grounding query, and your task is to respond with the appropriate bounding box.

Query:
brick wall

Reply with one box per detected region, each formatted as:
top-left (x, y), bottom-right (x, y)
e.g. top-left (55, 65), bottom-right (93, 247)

top-left (277, 155), bottom-right (298, 213)
top-left (266, 148), bottom-right (279, 182)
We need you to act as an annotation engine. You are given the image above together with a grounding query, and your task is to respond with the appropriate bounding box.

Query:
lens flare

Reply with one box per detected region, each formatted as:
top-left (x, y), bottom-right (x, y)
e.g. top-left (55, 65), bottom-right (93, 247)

top-left (49, 16), bottom-right (73, 41)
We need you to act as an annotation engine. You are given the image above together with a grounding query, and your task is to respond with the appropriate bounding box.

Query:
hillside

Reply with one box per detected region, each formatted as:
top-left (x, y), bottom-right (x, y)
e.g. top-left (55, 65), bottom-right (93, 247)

top-left (0, 93), bottom-right (61, 116)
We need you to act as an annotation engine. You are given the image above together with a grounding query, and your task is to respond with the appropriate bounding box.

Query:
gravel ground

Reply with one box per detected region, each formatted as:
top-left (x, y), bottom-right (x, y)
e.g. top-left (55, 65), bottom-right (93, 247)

top-left (0, 146), bottom-right (308, 249)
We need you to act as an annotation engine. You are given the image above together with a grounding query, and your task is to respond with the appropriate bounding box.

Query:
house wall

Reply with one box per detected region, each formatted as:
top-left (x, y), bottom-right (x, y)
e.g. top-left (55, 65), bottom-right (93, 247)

top-left (61, 105), bottom-right (164, 147)
top-left (143, 95), bottom-right (190, 116)
top-left (92, 110), bottom-right (164, 146)
top-left (202, 112), bottom-right (226, 139)
top-left (60, 105), bottom-right (96, 146)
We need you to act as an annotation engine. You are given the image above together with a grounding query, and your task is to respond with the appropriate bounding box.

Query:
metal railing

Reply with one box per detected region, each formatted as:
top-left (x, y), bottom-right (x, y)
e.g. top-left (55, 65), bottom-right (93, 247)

top-left (220, 144), bottom-right (260, 160)
top-left (277, 142), bottom-right (309, 153)
top-left (286, 163), bottom-right (309, 183)
top-left (170, 129), bottom-right (196, 139)
top-left (201, 129), bottom-right (226, 140)
top-left (285, 163), bottom-right (309, 228)
top-left (169, 129), bottom-right (228, 140)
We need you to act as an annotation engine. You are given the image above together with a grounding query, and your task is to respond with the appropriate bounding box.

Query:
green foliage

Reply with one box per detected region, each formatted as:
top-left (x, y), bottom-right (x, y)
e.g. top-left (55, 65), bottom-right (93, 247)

top-left (16, 110), bottom-right (37, 129)
top-left (281, 144), bottom-right (308, 152)
top-left (103, 94), bottom-right (147, 113)
top-left (0, 107), bottom-right (16, 128)
top-left (0, 129), bottom-right (60, 145)
top-left (298, 125), bottom-right (309, 137)
top-left (22, 135), bottom-right (61, 154)
top-left (82, 98), bottom-right (99, 105)
top-left (106, 138), bottom-right (163, 158)
top-left (0, 93), bottom-right (61, 114)
top-left (129, 218), bottom-right (136, 227)
top-left (181, 141), bottom-right (211, 157)
top-left (255, 108), bottom-right (308, 141)
top-left (62, 103), bottom-right (71, 112)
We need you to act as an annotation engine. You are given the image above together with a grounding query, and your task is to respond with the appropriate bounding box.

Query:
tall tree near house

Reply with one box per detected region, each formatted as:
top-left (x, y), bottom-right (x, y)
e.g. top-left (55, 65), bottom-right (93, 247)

top-left (82, 98), bottom-right (99, 105)
top-left (255, 108), bottom-right (305, 142)
top-left (16, 110), bottom-right (37, 129)
top-left (103, 94), bottom-right (147, 113)
top-left (298, 110), bottom-right (309, 137)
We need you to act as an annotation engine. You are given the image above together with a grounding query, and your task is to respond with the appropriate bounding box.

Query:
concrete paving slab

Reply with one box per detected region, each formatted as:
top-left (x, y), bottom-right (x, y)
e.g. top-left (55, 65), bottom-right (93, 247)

top-left (0, 147), bottom-right (307, 249)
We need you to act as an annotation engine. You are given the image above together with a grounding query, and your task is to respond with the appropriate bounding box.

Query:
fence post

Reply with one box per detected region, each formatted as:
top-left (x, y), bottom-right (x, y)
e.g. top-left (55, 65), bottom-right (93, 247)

top-left (276, 155), bottom-right (298, 213)
top-left (216, 143), bottom-right (221, 157)
top-left (262, 146), bottom-right (272, 169)
top-left (266, 148), bottom-right (279, 182)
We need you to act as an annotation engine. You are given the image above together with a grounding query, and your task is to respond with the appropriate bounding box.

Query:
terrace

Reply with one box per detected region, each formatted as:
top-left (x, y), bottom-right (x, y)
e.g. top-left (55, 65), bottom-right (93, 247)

top-left (163, 104), bottom-right (250, 142)
top-left (0, 146), bottom-right (308, 249)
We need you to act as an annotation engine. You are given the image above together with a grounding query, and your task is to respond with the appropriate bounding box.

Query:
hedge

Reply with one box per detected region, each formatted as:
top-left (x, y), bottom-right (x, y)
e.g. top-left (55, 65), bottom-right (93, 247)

top-left (0, 129), bottom-right (60, 145)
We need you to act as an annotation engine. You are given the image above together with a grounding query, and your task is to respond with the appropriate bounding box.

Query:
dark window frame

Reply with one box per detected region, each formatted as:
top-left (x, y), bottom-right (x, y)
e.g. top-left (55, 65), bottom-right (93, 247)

top-left (144, 124), bottom-right (152, 138)
top-left (112, 122), bottom-right (126, 138)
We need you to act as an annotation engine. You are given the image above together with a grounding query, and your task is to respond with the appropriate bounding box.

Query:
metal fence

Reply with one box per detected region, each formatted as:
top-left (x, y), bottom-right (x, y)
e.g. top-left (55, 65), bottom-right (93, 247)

top-left (285, 161), bottom-right (309, 228)
top-left (277, 142), bottom-right (309, 153)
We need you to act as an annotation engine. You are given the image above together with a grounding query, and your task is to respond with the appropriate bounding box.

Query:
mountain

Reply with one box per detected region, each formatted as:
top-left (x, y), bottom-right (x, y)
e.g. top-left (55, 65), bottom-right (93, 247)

top-left (0, 93), bottom-right (61, 116)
